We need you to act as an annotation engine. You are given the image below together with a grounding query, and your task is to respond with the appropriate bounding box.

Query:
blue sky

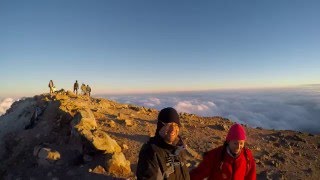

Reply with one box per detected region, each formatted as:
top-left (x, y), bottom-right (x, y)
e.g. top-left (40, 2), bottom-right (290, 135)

top-left (1, 0), bottom-right (319, 97)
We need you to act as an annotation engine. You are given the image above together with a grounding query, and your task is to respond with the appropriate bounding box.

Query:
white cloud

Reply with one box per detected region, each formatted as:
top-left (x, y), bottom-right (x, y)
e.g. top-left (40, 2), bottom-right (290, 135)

top-left (100, 86), bottom-right (320, 133)
top-left (148, 97), bottom-right (161, 105)
top-left (207, 101), bottom-right (216, 107)
top-left (174, 101), bottom-right (217, 116)
top-left (143, 102), bottom-right (156, 107)
top-left (0, 98), bottom-right (14, 116)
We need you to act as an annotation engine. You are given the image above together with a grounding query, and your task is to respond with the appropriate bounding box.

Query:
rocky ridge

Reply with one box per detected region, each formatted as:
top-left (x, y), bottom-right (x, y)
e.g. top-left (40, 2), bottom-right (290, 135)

top-left (0, 91), bottom-right (319, 179)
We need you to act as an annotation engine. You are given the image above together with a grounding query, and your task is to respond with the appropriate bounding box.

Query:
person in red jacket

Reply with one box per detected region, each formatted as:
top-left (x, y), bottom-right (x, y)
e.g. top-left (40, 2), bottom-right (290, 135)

top-left (190, 123), bottom-right (256, 180)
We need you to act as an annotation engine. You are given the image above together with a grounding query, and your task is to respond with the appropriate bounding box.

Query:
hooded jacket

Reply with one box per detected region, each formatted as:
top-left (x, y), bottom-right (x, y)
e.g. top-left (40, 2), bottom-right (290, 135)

top-left (190, 145), bottom-right (256, 180)
top-left (136, 136), bottom-right (190, 180)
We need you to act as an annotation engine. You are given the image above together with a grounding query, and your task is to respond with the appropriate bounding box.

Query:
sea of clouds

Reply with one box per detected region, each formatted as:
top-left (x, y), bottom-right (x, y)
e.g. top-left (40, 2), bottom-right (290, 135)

top-left (1, 85), bottom-right (319, 133)
top-left (0, 98), bottom-right (14, 116)
top-left (105, 85), bottom-right (320, 134)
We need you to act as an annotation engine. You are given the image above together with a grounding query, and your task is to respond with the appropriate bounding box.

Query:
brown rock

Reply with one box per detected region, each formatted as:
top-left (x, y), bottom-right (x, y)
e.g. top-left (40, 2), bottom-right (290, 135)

top-left (34, 146), bottom-right (61, 166)
top-left (92, 165), bottom-right (106, 174)
top-left (92, 130), bottom-right (122, 153)
top-left (210, 124), bottom-right (228, 131)
top-left (66, 91), bottom-right (77, 98)
top-left (106, 152), bottom-right (131, 176)
top-left (108, 120), bottom-right (116, 128)
top-left (71, 109), bottom-right (97, 132)
top-left (55, 93), bottom-right (68, 100)
top-left (125, 119), bottom-right (134, 127)
top-left (122, 144), bottom-right (129, 150)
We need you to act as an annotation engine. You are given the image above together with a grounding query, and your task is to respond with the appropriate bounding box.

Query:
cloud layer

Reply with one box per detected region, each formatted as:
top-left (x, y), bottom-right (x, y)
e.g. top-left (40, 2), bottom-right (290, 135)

top-left (107, 85), bottom-right (320, 134)
top-left (0, 98), bottom-right (14, 116)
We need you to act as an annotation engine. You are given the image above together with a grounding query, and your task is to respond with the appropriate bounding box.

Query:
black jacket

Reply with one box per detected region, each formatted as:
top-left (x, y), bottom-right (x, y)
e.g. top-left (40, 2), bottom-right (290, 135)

top-left (136, 136), bottom-right (190, 180)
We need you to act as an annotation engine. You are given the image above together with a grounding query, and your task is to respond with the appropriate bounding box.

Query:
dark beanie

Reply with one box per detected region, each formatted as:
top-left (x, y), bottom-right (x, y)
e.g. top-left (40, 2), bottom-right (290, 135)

top-left (155, 107), bottom-right (180, 136)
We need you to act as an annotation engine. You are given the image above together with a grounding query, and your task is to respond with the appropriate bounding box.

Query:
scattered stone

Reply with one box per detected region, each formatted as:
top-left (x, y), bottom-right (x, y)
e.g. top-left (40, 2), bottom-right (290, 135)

top-left (272, 153), bottom-right (286, 163)
top-left (286, 135), bottom-right (307, 143)
top-left (91, 108), bottom-right (98, 112)
top-left (106, 152), bottom-right (131, 176)
top-left (294, 152), bottom-right (301, 156)
top-left (270, 160), bottom-right (280, 167)
top-left (122, 144), bottom-right (129, 150)
top-left (129, 113), bottom-right (135, 118)
top-left (125, 119), bottom-right (134, 127)
top-left (305, 168), bottom-right (313, 174)
top-left (92, 165), bottom-right (106, 174)
top-left (279, 139), bottom-right (291, 148)
top-left (211, 124), bottom-right (228, 131)
top-left (269, 136), bottom-right (278, 142)
top-left (117, 112), bottom-right (124, 120)
top-left (108, 120), bottom-right (116, 128)
top-left (128, 105), bottom-right (140, 111)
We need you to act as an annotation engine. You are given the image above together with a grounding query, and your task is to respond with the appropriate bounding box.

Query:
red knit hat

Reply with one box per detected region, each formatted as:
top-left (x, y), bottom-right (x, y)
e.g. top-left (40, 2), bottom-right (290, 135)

top-left (226, 124), bottom-right (246, 141)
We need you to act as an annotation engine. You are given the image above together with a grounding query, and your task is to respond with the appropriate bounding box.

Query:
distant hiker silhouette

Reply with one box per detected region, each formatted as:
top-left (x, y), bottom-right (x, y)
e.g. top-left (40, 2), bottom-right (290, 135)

top-left (86, 85), bottom-right (91, 96)
top-left (48, 80), bottom-right (55, 95)
top-left (73, 80), bottom-right (79, 95)
top-left (190, 124), bottom-right (256, 180)
top-left (81, 83), bottom-right (86, 95)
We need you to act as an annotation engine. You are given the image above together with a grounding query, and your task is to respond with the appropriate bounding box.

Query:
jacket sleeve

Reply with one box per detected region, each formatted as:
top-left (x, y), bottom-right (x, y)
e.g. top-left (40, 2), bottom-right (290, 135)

top-left (245, 150), bottom-right (256, 180)
top-left (136, 144), bottom-right (162, 180)
top-left (189, 150), bottom-right (215, 180)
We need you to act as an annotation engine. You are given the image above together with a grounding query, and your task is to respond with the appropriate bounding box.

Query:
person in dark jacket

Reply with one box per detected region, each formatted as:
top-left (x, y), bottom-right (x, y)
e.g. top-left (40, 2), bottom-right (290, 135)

top-left (73, 80), bottom-right (79, 95)
top-left (86, 85), bottom-right (91, 96)
top-left (190, 123), bottom-right (256, 180)
top-left (136, 107), bottom-right (190, 180)
top-left (48, 80), bottom-right (54, 95)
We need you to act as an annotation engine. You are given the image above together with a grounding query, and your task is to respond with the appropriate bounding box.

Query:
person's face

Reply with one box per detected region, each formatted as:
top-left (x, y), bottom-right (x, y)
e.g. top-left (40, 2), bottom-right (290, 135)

top-left (228, 140), bottom-right (245, 155)
top-left (159, 122), bottom-right (180, 144)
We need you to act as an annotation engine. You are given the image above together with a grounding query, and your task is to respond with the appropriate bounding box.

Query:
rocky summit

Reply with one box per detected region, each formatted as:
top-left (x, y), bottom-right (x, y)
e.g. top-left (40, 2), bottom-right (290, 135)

top-left (0, 90), bottom-right (319, 179)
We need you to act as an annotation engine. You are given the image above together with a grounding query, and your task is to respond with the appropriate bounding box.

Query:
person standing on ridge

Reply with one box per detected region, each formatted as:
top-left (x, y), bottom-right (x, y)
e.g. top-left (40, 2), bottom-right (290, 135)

top-left (190, 123), bottom-right (256, 180)
top-left (48, 80), bottom-right (54, 95)
top-left (86, 85), bottom-right (91, 96)
top-left (73, 80), bottom-right (79, 95)
top-left (136, 107), bottom-right (190, 180)
top-left (81, 83), bottom-right (86, 95)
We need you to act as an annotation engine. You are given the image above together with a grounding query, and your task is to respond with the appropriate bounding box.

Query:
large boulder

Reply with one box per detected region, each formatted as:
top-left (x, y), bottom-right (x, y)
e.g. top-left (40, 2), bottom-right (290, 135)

top-left (33, 146), bottom-right (61, 167)
top-left (54, 93), bottom-right (68, 101)
top-left (92, 130), bottom-right (121, 153)
top-left (71, 108), bottom-right (97, 131)
top-left (71, 109), bottom-right (121, 154)
top-left (66, 91), bottom-right (77, 98)
top-left (106, 152), bottom-right (131, 176)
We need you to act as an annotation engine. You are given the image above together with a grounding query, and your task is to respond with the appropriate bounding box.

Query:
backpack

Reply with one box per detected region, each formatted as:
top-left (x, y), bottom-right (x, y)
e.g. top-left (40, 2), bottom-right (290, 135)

top-left (150, 143), bottom-right (189, 179)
